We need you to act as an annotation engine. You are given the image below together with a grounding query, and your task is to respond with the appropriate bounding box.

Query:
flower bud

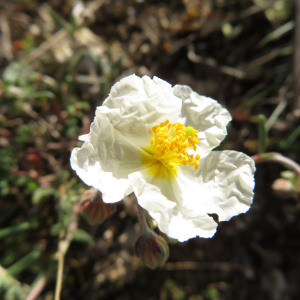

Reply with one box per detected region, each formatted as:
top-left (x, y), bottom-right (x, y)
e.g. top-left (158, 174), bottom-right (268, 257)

top-left (280, 170), bottom-right (295, 180)
top-left (80, 188), bottom-right (115, 225)
top-left (135, 230), bottom-right (169, 269)
top-left (272, 178), bottom-right (293, 197)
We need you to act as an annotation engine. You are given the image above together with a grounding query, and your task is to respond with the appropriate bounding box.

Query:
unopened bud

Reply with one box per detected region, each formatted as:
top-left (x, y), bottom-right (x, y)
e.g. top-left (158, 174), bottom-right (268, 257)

top-left (135, 230), bottom-right (169, 269)
top-left (80, 188), bottom-right (115, 225)
top-left (280, 170), bottom-right (295, 180)
top-left (272, 178), bottom-right (293, 196)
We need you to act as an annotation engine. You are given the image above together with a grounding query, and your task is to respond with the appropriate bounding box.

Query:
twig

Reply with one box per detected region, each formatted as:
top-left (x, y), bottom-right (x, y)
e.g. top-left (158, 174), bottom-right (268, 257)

top-left (25, 0), bottom-right (107, 65)
top-left (265, 99), bottom-right (287, 131)
top-left (246, 46), bottom-right (293, 69)
top-left (164, 261), bottom-right (251, 273)
top-left (140, 20), bottom-right (159, 45)
top-left (25, 274), bottom-right (48, 300)
top-left (25, 29), bottom-right (68, 65)
top-left (122, 255), bottom-right (253, 276)
top-left (0, 10), bottom-right (31, 23)
top-left (252, 152), bottom-right (300, 176)
top-left (187, 44), bottom-right (246, 79)
top-left (239, 1), bottom-right (276, 19)
top-left (265, 85), bottom-right (289, 131)
top-left (201, 1), bottom-right (276, 36)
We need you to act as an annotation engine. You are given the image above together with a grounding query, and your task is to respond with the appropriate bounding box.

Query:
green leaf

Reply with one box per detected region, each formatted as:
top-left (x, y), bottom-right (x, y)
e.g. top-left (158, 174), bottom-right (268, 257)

top-left (49, 10), bottom-right (71, 33)
top-left (0, 223), bottom-right (31, 239)
top-left (32, 187), bottom-right (54, 205)
top-left (286, 125), bottom-right (300, 144)
top-left (69, 14), bottom-right (78, 34)
top-left (2, 62), bottom-right (24, 84)
top-left (17, 90), bottom-right (55, 99)
top-left (258, 21), bottom-right (295, 48)
top-left (72, 229), bottom-right (93, 244)
top-left (6, 250), bottom-right (41, 276)
top-left (258, 114), bottom-right (267, 154)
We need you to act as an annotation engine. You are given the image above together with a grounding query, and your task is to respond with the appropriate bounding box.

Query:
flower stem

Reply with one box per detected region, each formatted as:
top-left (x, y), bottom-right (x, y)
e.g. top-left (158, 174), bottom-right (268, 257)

top-left (137, 204), bottom-right (149, 232)
top-left (252, 152), bottom-right (300, 176)
top-left (54, 204), bottom-right (79, 300)
top-left (54, 248), bottom-right (64, 300)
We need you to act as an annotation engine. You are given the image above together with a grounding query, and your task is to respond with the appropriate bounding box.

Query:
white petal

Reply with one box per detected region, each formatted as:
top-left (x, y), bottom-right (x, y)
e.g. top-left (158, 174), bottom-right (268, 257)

top-left (173, 150), bottom-right (255, 222)
top-left (78, 134), bottom-right (89, 141)
top-left (173, 85), bottom-right (232, 157)
top-left (87, 75), bottom-right (184, 178)
top-left (129, 167), bottom-right (218, 242)
top-left (166, 210), bottom-right (218, 242)
top-left (128, 169), bottom-right (177, 234)
top-left (70, 75), bottom-right (184, 200)
top-left (70, 143), bottom-right (132, 203)
top-left (101, 75), bottom-right (182, 147)
top-left (78, 106), bottom-right (154, 178)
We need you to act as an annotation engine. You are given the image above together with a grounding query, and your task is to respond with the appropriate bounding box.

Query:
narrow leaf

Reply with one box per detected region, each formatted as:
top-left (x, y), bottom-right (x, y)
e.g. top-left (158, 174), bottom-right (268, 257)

top-left (258, 114), bottom-right (267, 154)
top-left (0, 223), bottom-right (31, 239)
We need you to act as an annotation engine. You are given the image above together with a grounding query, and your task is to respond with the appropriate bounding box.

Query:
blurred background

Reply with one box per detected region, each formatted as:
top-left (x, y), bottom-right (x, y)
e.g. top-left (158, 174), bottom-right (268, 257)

top-left (0, 0), bottom-right (300, 299)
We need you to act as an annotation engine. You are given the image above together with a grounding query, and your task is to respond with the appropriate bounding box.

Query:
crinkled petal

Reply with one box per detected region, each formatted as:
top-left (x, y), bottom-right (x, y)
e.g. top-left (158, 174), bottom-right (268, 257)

top-left (101, 75), bottom-right (182, 148)
top-left (129, 167), bottom-right (218, 242)
top-left (173, 150), bottom-right (255, 222)
top-left (78, 134), bottom-right (89, 142)
top-left (166, 210), bottom-right (218, 242)
top-left (173, 85), bottom-right (232, 157)
top-left (70, 143), bottom-right (132, 203)
top-left (70, 75), bottom-right (184, 200)
top-left (76, 105), bottom-right (156, 179)
top-left (70, 75), bottom-right (255, 243)
top-left (87, 75), bottom-right (183, 178)
top-left (128, 168), bottom-right (177, 235)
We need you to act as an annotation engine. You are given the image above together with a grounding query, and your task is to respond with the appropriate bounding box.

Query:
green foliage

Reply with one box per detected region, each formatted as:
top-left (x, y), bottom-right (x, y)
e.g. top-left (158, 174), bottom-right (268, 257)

top-left (258, 21), bottom-right (295, 48)
top-left (202, 287), bottom-right (219, 300)
top-left (32, 187), bottom-right (54, 205)
top-left (0, 0), bottom-right (298, 299)
top-left (0, 223), bottom-right (31, 239)
top-left (72, 229), bottom-right (93, 244)
top-left (258, 114), bottom-right (267, 154)
top-left (5, 250), bottom-right (41, 277)
top-left (160, 279), bottom-right (186, 300)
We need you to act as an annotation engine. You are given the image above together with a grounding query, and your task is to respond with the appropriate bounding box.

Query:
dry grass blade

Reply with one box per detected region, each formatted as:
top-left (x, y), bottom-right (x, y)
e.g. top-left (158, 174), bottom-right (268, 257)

top-left (187, 44), bottom-right (246, 79)
top-left (25, 0), bottom-right (108, 65)
top-left (171, 1), bottom-right (277, 55)
top-left (0, 16), bottom-right (13, 61)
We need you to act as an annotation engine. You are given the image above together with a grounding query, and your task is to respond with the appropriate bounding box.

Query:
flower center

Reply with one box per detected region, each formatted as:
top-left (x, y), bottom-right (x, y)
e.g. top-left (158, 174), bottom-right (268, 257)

top-left (148, 120), bottom-right (200, 171)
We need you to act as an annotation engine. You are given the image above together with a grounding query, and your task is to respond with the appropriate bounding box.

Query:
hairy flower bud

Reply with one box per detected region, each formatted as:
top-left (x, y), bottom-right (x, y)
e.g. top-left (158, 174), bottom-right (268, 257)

top-left (272, 178), bottom-right (293, 197)
top-left (135, 230), bottom-right (169, 269)
top-left (80, 188), bottom-right (115, 225)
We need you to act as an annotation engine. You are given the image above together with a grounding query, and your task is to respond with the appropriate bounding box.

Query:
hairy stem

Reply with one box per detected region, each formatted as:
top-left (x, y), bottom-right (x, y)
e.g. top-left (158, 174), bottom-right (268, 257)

top-left (54, 229), bottom-right (65, 300)
top-left (137, 204), bottom-right (149, 232)
top-left (252, 152), bottom-right (300, 176)
top-left (54, 204), bottom-right (79, 300)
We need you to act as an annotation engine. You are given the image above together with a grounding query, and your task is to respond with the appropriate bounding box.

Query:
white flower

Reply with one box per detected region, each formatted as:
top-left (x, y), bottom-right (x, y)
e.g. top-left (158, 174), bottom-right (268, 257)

top-left (71, 75), bottom-right (255, 242)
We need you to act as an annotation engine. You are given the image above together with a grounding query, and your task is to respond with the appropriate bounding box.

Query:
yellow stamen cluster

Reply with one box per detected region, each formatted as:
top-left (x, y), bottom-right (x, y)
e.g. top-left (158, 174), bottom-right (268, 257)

top-left (149, 120), bottom-right (201, 171)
